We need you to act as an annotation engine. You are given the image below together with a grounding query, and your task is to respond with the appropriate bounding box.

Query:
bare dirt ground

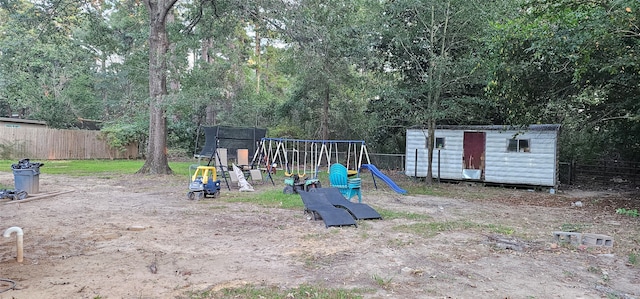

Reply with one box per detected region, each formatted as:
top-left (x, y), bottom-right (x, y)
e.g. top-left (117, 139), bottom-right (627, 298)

top-left (1, 170), bottom-right (639, 299)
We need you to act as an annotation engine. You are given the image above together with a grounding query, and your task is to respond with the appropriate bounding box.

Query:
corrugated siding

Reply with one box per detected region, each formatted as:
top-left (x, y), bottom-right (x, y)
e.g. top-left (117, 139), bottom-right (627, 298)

top-left (406, 127), bottom-right (558, 186)
top-left (406, 129), bottom-right (465, 179)
top-left (484, 130), bottom-right (557, 186)
top-left (405, 130), bottom-right (428, 176)
top-left (0, 127), bottom-right (138, 160)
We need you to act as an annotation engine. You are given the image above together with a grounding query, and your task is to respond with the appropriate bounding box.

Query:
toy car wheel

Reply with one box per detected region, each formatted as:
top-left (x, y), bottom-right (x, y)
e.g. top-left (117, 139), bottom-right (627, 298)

top-left (197, 192), bottom-right (205, 200)
top-left (294, 185), bottom-right (305, 193)
top-left (187, 191), bottom-right (196, 200)
top-left (304, 210), bottom-right (313, 220)
top-left (16, 191), bottom-right (27, 200)
top-left (283, 185), bottom-right (295, 194)
top-left (211, 190), bottom-right (220, 198)
top-left (305, 182), bottom-right (322, 192)
top-left (306, 182), bottom-right (321, 192)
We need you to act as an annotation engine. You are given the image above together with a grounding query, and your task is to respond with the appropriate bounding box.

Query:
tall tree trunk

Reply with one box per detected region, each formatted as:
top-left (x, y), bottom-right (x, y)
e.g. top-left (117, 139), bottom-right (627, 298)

top-left (321, 83), bottom-right (330, 140)
top-left (255, 27), bottom-right (261, 93)
top-left (201, 38), bottom-right (217, 125)
top-left (138, 0), bottom-right (177, 175)
top-left (206, 105), bottom-right (216, 125)
top-left (425, 2), bottom-right (450, 184)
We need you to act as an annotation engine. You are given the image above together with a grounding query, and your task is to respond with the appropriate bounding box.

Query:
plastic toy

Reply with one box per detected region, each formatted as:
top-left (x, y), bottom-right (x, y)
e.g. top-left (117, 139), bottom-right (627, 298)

top-left (187, 165), bottom-right (221, 200)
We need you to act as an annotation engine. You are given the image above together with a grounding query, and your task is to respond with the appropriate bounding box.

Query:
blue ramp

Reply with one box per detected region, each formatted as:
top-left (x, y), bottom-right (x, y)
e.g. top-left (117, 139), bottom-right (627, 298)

top-left (360, 164), bottom-right (407, 195)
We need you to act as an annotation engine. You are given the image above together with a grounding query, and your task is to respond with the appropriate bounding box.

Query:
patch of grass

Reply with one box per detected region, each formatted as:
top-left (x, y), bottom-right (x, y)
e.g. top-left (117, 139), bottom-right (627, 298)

top-left (403, 186), bottom-right (436, 196)
top-left (224, 189), bottom-right (304, 209)
top-left (0, 159), bottom-right (143, 176)
top-left (302, 233), bottom-right (325, 240)
top-left (387, 238), bottom-right (414, 247)
top-left (394, 220), bottom-right (514, 238)
top-left (301, 252), bottom-right (323, 269)
top-left (377, 208), bottom-right (431, 220)
top-left (180, 284), bottom-right (365, 299)
top-left (402, 183), bottom-right (452, 197)
top-left (628, 252), bottom-right (638, 266)
top-left (616, 208), bottom-right (639, 217)
top-left (372, 274), bottom-right (394, 290)
top-left (587, 266), bottom-right (601, 273)
top-left (562, 270), bottom-right (574, 277)
top-left (559, 223), bottom-right (590, 232)
top-left (401, 181), bottom-right (499, 200)
top-left (0, 159), bottom-right (194, 177)
top-left (203, 205), bottom-right (228, 210)
top-left (356, 220), bottom-right (372, 231)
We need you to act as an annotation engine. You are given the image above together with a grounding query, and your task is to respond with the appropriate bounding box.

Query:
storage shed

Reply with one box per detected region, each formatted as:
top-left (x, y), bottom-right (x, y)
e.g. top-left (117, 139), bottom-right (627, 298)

top-left (0, 117), bottom-right (47, 129)
top-left (406, 124), bottom-right (561, 188)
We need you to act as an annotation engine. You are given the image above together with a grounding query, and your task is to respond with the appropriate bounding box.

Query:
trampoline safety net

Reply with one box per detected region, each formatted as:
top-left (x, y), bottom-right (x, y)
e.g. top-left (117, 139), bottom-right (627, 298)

top-left (196, 126), bottom-right (266, 163)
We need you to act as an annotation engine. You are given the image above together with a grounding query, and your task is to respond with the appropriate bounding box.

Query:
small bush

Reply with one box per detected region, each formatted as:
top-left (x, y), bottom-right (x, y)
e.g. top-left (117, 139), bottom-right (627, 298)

top-left (616, 208), bottom-right (639, 218)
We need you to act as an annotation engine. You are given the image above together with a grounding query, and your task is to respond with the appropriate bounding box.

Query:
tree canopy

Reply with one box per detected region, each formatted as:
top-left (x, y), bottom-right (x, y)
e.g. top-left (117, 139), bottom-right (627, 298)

top-left (1, 0), bottom-right (639, 164)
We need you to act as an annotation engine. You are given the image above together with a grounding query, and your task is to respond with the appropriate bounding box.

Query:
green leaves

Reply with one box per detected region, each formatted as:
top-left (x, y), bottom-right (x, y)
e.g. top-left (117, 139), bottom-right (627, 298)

top-left (486, 0), bottom-right (640, 161)
top-left (0, 0), bottom-right (102, 126)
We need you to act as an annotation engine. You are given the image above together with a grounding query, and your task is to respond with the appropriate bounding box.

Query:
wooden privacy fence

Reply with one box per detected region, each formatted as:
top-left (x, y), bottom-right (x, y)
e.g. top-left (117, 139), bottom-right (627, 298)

top-left (0, 127), bottom-right (138, 160)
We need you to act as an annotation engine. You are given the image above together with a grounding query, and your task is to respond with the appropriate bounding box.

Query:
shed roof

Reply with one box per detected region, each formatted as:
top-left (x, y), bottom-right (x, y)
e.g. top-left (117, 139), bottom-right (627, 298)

top-left (0, 117), bottom-right (47, 126)
top-left (409, 124), bottom-right (561, 131)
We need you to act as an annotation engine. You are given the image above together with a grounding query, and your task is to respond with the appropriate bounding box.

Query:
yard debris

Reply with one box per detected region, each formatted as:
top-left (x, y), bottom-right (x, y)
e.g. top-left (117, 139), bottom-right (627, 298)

top-left (0, 189), bottom-right (28, 201)
top-left (11, 158), bottom-right (44, 170)
top-left (2, 190), bottom-right (73, 204)
top-left (486, 234), bottom-right (529, 251)
top-left (127, 226), bottom-right (147, 231)
top-left (595, 284), bottom-right (637, 299)
top-left (148, 261), bottom-right (157, 274)
top-left (232, 164), bottom-right (254, 192)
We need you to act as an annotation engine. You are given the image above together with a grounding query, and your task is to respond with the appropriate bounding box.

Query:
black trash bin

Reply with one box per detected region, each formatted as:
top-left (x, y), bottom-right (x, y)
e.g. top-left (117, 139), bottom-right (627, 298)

top-left (11, 159), bottom-right (44, 195)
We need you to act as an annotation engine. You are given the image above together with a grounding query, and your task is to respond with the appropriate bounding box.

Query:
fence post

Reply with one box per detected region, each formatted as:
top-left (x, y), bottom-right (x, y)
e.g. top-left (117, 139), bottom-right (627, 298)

top-left (414, 149), bottom-right (418, 178)
top-left (570, 160), bottom-right (575, 185)
top-left (437, 149), bottom-right (441, 183)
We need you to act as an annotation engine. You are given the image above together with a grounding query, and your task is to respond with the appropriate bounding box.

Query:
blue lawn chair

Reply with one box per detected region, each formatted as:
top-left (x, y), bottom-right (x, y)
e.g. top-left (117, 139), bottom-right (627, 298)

top-left (329, 163), bottom-right (362, 203)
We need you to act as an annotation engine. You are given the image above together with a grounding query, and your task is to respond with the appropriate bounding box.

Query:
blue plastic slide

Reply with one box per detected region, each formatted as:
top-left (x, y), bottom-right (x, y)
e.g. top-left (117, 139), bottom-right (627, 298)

top-left (360, 164), bottom-right (407, 195)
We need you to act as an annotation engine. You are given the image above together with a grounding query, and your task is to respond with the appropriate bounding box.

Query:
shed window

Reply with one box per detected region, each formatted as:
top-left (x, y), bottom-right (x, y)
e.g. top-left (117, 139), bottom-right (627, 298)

top-left (435, 137), bottom-right (445, 149)
top-left (508, 139), bottom-right (530, 152)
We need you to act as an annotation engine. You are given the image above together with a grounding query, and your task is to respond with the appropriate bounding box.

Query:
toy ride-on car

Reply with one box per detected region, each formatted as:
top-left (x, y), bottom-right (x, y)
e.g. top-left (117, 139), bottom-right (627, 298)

top-left (187, 165), bottom-right (221, 200)
top-left (283, 174), bottom-right (321, 194)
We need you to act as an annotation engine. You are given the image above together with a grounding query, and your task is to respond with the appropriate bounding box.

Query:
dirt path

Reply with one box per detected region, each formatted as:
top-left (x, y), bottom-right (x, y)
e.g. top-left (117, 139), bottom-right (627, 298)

top-left (0, 172), bottom-right (638, 298)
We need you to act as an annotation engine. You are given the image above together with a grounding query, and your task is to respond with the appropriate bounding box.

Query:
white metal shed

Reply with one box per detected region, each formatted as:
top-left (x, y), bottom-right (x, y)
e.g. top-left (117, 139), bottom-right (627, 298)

top-left (406, 124), bottom-right (560, 187)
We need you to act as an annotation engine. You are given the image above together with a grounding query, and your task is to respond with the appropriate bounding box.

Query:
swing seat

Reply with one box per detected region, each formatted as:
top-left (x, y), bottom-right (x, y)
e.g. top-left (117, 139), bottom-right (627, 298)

top-left (284, 171), bottom-right (306, 179)
top-left (329, 163), bottom-right (362, 203)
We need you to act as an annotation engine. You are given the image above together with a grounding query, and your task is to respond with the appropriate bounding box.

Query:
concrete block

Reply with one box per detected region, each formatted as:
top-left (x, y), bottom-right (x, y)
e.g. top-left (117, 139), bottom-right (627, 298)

top-left (552, 231), bottom-right (614, 248)
top-left (553, 231), bottom-right (582, 245)
top-left (581, 233), bottom-right (614, 247)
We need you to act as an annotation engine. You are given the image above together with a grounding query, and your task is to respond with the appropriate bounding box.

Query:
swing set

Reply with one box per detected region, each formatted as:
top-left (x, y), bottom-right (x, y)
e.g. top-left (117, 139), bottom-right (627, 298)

top-left (251, 138), bottom-right (372, 180)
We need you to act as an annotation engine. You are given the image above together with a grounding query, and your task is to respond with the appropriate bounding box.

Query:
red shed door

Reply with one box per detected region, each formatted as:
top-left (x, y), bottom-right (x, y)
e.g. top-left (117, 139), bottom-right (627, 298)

top-left (463, 132), bottom-right (485, 170)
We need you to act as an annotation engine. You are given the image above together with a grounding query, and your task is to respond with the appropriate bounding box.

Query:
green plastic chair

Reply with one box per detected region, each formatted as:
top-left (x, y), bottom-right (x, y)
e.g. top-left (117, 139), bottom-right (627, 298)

top-left (329, 163), bottom-right (362, 203)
